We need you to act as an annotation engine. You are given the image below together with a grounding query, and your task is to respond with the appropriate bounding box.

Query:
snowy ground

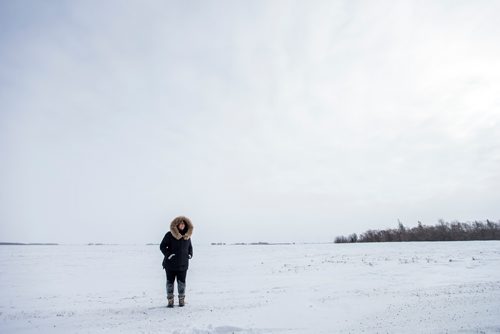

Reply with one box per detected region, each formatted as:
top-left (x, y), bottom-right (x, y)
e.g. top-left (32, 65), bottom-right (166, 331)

top-left (1, 241), bottom-right (499, 333)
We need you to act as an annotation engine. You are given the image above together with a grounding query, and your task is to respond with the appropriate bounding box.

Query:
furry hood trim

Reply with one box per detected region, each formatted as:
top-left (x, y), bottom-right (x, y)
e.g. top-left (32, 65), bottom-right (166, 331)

top-left (169, 216), bottom-right (194, 240)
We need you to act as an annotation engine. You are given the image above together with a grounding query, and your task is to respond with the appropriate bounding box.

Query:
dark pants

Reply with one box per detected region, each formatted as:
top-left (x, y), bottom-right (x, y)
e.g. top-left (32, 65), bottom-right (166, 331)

top-left (165, 270), bottom-right (187, 297)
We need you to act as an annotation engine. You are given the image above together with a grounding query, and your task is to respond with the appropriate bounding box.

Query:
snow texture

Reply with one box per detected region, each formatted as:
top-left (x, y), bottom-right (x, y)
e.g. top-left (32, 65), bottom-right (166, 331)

top-left (1, 241), bottom-right (499, 333)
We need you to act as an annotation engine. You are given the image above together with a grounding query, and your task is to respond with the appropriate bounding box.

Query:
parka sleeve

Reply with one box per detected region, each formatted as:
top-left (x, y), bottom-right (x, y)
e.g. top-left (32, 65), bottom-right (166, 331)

top-left (188, 239), bottom-right (193, 258)
top-left (159, 233), bottom-right (169, 256)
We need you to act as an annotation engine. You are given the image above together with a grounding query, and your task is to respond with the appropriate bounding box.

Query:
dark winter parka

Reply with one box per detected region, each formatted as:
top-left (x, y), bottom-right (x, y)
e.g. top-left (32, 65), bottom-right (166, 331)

top-left (160, 216), bottom-right (193, 271)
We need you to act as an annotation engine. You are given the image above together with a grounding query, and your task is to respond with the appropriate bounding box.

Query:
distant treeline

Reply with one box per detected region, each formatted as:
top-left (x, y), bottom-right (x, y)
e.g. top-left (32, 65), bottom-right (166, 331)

top-left (0, 242), bottom-right (58, 246)
top-left (335, 220), bottom-right (500, 243)
top-left (211, 242), bottom-right (295, 246)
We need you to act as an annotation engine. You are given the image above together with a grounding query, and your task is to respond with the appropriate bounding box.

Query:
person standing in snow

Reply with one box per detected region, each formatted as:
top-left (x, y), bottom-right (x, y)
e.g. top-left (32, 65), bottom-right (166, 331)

top-left (160, 216), bottom-right (193, 307)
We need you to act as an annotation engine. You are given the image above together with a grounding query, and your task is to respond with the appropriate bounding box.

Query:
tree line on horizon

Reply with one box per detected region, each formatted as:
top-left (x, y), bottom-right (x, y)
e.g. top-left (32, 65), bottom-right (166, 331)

top-left (334, 219), bottom-right (500, 243)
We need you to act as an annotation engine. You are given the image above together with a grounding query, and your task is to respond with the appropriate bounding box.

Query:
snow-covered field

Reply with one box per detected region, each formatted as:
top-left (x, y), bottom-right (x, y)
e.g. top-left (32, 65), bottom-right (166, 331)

top-left (1, 241), bottom-right (499, 333)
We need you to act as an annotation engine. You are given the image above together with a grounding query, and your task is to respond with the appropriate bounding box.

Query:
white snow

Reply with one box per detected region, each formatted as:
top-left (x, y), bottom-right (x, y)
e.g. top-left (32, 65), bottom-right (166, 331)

top-left (1, 241), bottom-right (499, 333)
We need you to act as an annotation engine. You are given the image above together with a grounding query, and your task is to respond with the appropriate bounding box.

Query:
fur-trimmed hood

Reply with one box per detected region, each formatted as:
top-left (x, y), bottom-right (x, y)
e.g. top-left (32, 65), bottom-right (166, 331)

top-left (170, 216), bottom-right (194, 240)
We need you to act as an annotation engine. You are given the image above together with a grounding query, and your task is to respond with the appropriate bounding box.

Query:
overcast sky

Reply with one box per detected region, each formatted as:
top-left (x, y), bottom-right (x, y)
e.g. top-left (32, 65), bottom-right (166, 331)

top-left (1, 0), bottom-right (500, 244)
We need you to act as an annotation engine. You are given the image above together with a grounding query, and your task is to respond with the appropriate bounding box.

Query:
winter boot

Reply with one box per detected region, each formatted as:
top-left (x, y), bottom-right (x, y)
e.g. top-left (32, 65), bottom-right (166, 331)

top-left (167, 295), bottom-right (174, 308)
top-left (178, 295), bottom-right (185, 307)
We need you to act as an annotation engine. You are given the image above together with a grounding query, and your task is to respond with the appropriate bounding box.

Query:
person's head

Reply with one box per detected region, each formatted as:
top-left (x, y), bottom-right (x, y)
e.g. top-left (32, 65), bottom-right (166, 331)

top-left (170, 215), bottom-right (193, 240)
